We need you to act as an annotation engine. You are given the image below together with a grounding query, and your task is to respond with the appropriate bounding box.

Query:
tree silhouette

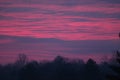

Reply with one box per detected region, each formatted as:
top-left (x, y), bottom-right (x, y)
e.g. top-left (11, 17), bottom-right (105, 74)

top-left (0, 55), bottom-right (108, 80)
top-left (19, 61), bottom-right (39, 80)
top-left (15, 54), bottom-right (28, 67)
top-left (106, 33), bottom-right (120, 80)
top-left (83, 59), bottom-right (103, 80)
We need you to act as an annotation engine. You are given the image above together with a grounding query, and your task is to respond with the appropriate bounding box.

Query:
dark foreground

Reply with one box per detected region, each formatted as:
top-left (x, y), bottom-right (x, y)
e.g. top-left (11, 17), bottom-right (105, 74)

top-left (0, 53), bottom-right (120, 80)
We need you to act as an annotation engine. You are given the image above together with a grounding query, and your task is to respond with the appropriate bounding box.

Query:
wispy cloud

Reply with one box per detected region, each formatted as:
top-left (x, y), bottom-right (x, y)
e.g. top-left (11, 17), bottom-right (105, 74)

top-left (0, 0), bottom-right (120, 64)
top-left (0, 0), bottom-right (120, 40)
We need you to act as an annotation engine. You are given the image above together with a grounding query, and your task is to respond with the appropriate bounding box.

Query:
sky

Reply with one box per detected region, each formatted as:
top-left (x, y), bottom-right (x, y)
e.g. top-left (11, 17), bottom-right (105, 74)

top-left (0, 0), bottom-right (120, 64)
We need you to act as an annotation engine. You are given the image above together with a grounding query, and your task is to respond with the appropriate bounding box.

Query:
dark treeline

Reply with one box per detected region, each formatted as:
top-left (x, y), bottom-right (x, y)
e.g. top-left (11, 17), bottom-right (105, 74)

top-left (0, 52), bottom-right (120, 80)
top-left (0, 33), bottom-right (120, 80)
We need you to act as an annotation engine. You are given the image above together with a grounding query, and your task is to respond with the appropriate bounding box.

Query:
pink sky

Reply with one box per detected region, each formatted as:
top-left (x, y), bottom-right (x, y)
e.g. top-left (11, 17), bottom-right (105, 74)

top-left (0, 0), bottom-right (120, 64)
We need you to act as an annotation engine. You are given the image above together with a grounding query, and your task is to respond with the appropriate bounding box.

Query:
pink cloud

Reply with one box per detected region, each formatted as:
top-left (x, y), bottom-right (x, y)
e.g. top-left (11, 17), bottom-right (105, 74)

top-left (0, 0), bottom-right (120, 41)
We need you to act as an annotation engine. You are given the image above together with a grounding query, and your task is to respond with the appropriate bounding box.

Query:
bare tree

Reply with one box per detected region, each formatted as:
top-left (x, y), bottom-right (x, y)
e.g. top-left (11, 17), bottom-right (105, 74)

top-left (15, 53), bottom-right (28, 66)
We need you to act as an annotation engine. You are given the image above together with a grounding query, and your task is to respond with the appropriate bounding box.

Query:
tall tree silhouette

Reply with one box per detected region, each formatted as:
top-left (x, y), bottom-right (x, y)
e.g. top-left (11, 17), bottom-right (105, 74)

top-left (106, 33), bottom-right (120, 80)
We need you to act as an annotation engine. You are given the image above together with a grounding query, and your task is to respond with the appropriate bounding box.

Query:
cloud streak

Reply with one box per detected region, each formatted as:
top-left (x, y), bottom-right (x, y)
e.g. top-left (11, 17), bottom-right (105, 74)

top-left (0, 0), bottom-right (120, 64)
top-left (0, 0), bottom-right (120, 40)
